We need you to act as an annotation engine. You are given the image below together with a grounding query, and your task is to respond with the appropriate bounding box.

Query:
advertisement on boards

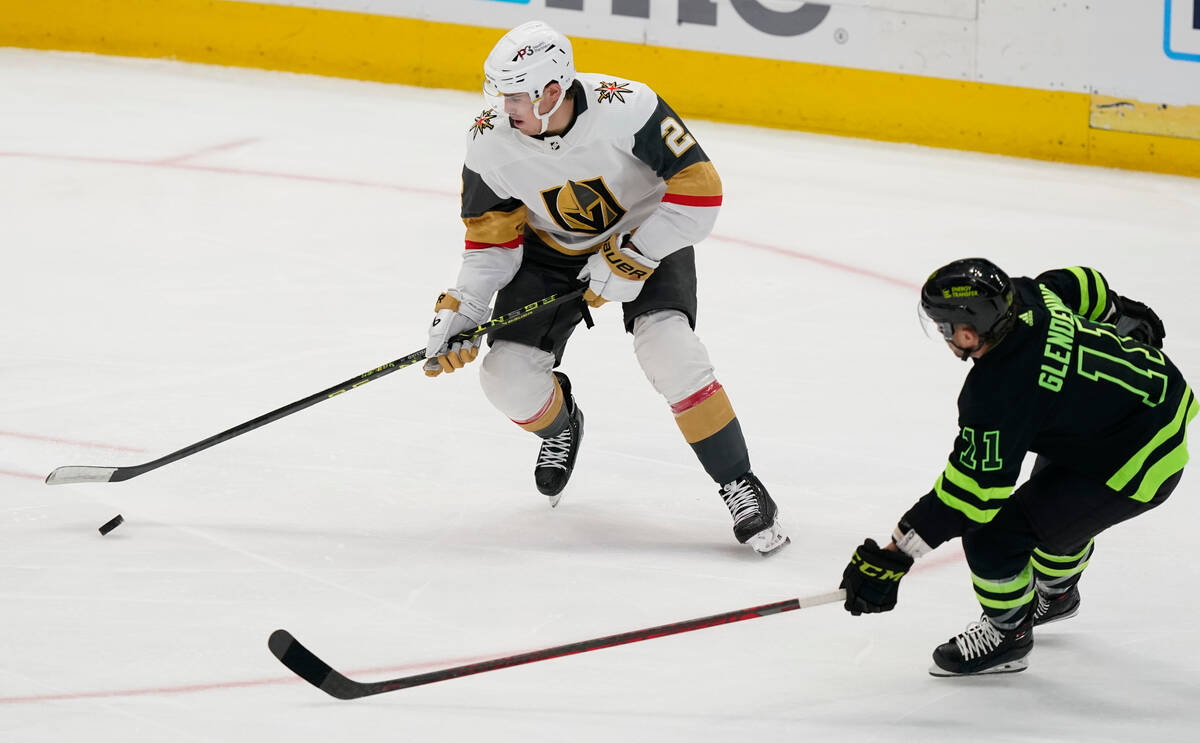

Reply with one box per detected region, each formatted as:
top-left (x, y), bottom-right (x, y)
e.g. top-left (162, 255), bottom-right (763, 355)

top-left (242, 0), bottom-right (979, 81)
top-left (1164, 0), bottom-right (1200, 61)
top-left (235, 1), bottom-right (1200, 106)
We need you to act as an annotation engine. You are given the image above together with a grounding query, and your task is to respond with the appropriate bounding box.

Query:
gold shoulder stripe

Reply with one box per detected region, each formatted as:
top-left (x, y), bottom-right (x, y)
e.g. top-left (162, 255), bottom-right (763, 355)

top-left (664, 161), bottom-right (722, 198)
top-left (464, 207), bottom-right (526, 246)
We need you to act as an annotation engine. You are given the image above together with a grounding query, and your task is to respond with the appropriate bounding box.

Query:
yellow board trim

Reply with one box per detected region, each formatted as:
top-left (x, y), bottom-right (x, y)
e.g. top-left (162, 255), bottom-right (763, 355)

top-left (2, 0), bottom-right (1198, 178)
top-left (1091, 95), bottom-right (1200, 142)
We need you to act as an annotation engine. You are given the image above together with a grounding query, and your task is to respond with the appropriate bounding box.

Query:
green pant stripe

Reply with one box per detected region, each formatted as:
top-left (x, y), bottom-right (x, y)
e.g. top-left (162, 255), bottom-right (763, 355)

top-left (1032, 557), bottom-right (1091, 577)
top-left (971, 563), bottom-right (1032, 593)
top-left (1067, 266), bottom-right (1091, 318)
top-left (976, 590), bottom-right (1035, 610)
top-left (1034, 540), bottom-right (1094, 563)
top-left (934, 475), bottom-right (1001, 523)
top-left (943, 462), bottom-right (1014, 501)
top-left (1109, 388), bottom-right (1195, 491)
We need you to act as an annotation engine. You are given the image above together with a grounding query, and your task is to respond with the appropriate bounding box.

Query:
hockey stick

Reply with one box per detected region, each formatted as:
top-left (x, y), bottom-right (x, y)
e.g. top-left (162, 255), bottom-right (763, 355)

top-left (45, 288), bottom-right (585, 485)
top-left (269, 589), bottom-right (846, 700)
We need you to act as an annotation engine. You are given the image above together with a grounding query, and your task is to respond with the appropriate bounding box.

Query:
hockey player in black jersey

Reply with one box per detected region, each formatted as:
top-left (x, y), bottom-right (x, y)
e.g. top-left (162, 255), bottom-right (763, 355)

top-left (840, 257), bottom-right (1192, 675)
top-left (420, 21), bottom-right (787, 554)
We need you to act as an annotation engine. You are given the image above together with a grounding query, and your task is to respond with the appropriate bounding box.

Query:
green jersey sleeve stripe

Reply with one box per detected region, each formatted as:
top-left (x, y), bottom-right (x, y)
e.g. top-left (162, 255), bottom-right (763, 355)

top-left (943, 461), bottom-right (1014, 501)
top-left (1130, 396), bottom-right (1199, 502)
top-left (1066, 266), bottom-right (1091, 318)
top-left (1087, 267), bottom-right (1109, 321)
top-left (1108, 387), bottom-right (1196, 491)
top-left (934, 474), bottom-right (1002, 523)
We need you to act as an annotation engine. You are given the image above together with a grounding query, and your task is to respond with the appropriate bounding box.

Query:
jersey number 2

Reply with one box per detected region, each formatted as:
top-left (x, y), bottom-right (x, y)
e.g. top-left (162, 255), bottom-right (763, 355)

top-left (660, 117), bottom-right (695, 157)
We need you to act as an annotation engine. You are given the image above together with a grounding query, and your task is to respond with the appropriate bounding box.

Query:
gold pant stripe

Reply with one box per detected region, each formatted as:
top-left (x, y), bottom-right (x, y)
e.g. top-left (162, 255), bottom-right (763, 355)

top-left (515, 379), bottom-right (564, 434)
top-left (674, 387), bottom-right (736, 444)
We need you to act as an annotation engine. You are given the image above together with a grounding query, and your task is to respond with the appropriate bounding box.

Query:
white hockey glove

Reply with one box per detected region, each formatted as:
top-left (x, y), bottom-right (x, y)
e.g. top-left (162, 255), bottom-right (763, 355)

top-left (577, 235), bottom-right (660, 308)
top-left (424, 289), bottom-right (491, 377)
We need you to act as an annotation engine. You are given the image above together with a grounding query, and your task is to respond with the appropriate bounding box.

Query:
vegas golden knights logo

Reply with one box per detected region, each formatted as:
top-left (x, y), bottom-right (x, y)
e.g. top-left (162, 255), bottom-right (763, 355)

top-left (539, 177), bottom-right (627, 235)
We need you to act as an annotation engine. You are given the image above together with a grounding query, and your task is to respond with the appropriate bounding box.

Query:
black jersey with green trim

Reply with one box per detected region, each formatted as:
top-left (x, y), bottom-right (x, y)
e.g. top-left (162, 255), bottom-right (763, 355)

top-left (460, 73), bottom-right (722, 269)
top-left (904, 267), bottom-right (1196, 547)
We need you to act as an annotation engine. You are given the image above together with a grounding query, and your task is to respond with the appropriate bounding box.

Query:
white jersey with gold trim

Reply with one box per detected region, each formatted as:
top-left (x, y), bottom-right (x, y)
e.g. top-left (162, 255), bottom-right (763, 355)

top-left (460, 73), bottom-right (722, 276)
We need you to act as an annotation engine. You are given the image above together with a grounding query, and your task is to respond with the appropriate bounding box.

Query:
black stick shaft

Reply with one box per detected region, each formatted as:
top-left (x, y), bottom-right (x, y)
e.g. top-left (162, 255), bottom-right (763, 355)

top-left (46, 289), bottom-right (584, 484)
top-left (269, 589), bottom-right (845, 700)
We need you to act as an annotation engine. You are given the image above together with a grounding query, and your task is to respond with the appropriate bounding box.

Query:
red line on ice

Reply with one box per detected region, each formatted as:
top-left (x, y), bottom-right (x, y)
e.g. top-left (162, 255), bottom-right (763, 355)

top-left (0, 430), bottom-right (145, 453)
top-left (0, 654), bottom-right (493, 704)
top-left (0, 468), bottom-right (43, 481)
top-left (0, 151), bottom-right (449, 198)
top-left (0, 151), bottom-right (917, 289)
top-left (706, 234), bottom-right (920, 290)
top-left (152, 136), bottom-right (261, 165)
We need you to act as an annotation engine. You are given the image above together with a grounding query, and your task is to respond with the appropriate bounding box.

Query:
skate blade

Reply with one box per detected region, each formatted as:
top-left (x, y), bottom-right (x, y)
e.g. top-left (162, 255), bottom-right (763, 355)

top-left (1036, 607), bottom-right (1079, 627)
top-left (748, 522), bottom-right (790, 556)
top-left (928, 658), bottom-right (1029, 677)
top-left (548, 493), bottom-right (562, 508)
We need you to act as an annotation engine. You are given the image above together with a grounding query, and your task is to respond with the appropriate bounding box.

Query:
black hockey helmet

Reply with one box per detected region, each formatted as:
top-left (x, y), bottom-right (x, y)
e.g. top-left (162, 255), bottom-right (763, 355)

top-left (919, 258), bottom-right (1016, 347)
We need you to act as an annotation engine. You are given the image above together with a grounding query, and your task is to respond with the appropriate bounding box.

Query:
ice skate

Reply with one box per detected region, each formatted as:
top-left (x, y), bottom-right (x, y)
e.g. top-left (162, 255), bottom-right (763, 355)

top-left (929, 614), bottom-right (1033, 676)
top-left (1033, 586), bottom-right (1080, 627)
top-left (719, 472), bottom-right (789, 555)
top-left (534, 372), bottom-right (584, 507)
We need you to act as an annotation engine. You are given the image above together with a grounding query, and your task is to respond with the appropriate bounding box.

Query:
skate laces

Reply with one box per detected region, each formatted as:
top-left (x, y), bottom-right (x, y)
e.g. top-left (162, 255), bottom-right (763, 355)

top-left (1034, 593), bottom-right (1051, 621)
top-left (536, 428), bottom-right (573, 470)
top-left (720, 479), bottom-right (760, 524)
top-left (953, 618), bottom-right (1005, 660)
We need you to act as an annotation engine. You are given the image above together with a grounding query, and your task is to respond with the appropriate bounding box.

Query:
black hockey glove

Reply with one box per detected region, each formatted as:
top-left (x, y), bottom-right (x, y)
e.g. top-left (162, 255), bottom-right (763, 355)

top-left (840, 538), bottom-right (915, 616)
top-left (1114, 295), bottom-right (1165, 349)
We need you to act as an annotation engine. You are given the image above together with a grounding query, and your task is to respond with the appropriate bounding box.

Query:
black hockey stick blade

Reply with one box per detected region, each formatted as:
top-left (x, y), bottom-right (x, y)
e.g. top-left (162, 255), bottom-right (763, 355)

top-left (45, 288), bottom-right (585, 486)
top-left (269, 630), bottom-right (363, 700)
top-left (270, 589), bottom-right (846, 700)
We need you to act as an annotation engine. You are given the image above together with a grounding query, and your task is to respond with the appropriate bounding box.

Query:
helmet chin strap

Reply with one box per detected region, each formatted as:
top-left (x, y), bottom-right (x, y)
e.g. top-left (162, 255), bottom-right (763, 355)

top-left (533, 88), bottom-right (567, 134)
top-left (949, 339), bottom-right (980, 361)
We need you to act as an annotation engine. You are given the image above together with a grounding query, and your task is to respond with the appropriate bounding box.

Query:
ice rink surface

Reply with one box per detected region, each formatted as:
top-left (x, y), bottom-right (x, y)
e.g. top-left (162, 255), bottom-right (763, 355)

top-left (3, 48), bottom-right (1200, 742)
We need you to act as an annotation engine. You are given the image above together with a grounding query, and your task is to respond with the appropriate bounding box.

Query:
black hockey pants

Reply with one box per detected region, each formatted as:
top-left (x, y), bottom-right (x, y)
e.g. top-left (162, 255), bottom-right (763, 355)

top-left (961, 456), bottom-right (1181, 628)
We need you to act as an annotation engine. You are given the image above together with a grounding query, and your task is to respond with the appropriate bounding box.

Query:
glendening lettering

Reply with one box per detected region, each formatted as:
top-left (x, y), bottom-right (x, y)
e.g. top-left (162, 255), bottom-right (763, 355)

top-left (1038, 285), bottom-right (1077, 392)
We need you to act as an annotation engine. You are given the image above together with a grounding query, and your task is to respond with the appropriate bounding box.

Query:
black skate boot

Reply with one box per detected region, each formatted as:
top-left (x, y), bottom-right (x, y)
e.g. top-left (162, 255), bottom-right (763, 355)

top-left (1033, 586), bottom-right (1080, 627)
top-left (718, 472), bottom-right (789, 555)
top-left (534, 372), bottom-right (584, 507)
top-left (929, 613), bottom-right (1033, 676)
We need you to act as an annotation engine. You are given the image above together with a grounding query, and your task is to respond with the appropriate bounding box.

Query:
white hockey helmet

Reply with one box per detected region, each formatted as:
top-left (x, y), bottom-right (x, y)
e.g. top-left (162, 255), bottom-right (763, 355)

top-left (483, 21), bottom-right (575, 134)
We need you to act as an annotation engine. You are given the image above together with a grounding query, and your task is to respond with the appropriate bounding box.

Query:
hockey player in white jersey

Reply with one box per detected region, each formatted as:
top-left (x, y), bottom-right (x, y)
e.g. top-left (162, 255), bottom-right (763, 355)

top-left (423, 21), bottom-right (787, 555)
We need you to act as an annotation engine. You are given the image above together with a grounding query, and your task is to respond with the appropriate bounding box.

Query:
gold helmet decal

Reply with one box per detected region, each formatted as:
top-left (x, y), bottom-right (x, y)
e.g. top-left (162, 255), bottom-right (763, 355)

top-left (540, 177), bottom-right (627, 234)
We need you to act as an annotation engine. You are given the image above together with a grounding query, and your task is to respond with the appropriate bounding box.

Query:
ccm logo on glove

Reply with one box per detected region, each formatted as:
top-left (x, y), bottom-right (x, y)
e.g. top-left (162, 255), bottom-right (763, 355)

top-left (850, 551), bottom-right (908, 581)
top-left (840, 537), bottom-right (915, 615)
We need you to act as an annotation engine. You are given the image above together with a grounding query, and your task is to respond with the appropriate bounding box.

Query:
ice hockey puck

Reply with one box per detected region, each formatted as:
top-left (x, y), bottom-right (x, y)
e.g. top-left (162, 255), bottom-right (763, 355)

top-left (98, 514), bottom-right (124, 536)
